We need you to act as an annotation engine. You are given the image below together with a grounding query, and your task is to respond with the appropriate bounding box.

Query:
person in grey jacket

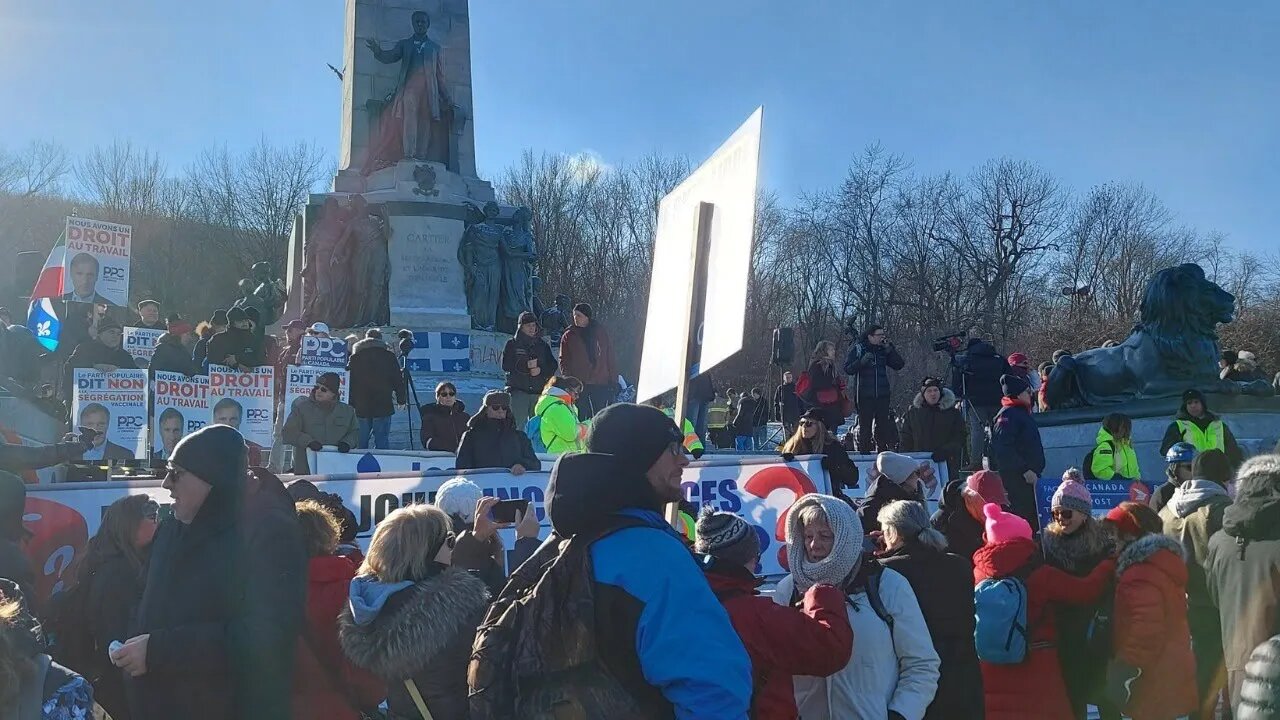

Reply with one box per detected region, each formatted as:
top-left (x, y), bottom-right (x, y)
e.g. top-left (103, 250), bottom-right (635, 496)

top-left (282, 372), bottom-right (360, 475)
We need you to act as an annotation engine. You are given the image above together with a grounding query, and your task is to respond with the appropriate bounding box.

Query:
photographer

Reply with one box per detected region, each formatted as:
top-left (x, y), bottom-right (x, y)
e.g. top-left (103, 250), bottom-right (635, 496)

top-left (843, 324), bottom-right (904, 453)
top-left (949, 334), bottom-right (1010, 469)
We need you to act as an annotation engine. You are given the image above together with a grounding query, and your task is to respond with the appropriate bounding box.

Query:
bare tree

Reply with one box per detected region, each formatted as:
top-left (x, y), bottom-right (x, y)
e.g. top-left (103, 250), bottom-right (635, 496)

top-left (75, 140), bottom-right (167, 217)
top-left (0, 140), bottom-right (72, 197)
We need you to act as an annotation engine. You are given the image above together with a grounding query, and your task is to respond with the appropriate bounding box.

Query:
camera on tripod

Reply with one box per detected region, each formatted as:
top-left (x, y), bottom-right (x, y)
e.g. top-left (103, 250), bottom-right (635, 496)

top-left (932, 330), bottom-right (967, 354)
top-left (397, 329), bottom-right (415, 355)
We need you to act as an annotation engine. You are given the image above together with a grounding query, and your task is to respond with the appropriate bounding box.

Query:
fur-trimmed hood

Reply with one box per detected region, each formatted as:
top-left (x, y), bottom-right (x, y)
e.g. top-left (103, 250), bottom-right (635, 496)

top-left (912, 387), bottom-right (958, 411)
top-left (1117, 532), bottom-right (1185, 577)
top-left (1041, 518), bottom-right (1112, 575)
top-left (351, 337), bottom-right (389, 355)
top-left (338, 567), bottom-right (489, 680)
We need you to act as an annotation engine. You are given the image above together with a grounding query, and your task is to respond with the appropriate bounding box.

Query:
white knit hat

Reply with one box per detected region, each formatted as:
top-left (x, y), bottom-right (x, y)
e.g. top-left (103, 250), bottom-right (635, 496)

top-left (435, 478), bottom-right (483, 523)
top-left (876, 452), bottom-right (926, 486)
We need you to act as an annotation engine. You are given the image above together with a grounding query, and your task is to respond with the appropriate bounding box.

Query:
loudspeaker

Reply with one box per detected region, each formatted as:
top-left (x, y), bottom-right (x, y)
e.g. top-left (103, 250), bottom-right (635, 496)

top-left (771, 327), bottom-right (794, 366)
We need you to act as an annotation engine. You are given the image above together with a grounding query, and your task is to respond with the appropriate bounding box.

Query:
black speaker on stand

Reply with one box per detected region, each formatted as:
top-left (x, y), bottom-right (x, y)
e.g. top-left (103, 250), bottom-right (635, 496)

top-left (771, 327), bottom-right (794, 367)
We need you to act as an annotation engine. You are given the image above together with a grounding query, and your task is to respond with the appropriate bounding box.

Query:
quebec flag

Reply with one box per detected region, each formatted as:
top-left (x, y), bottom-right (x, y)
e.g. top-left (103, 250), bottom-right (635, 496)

top-left (406, 331), bottom-right (471, 373)
top-left (27, 298), bottom-right (61, 352)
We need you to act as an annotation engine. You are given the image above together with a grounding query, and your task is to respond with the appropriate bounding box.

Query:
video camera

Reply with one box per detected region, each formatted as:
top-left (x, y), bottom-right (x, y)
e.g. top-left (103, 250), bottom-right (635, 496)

top-left (397, 329), bottom-right (415, 355)
top-left (932, 330), bottom-right (967, 354)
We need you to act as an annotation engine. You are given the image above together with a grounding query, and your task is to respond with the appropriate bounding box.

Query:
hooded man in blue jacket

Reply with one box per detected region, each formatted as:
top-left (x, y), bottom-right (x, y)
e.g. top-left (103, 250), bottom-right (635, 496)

top-left (544, 403), bottom-right (752, 719)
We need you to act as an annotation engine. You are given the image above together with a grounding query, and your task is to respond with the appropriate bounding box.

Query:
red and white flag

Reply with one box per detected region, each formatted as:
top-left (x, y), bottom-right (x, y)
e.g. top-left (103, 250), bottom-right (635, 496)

top-left (29, 232), bottom-right (66, 300)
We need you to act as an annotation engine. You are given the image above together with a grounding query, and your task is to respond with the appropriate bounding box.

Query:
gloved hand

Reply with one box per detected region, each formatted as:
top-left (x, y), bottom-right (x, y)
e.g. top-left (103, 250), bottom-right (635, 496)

top-left (691, 448), bottom-right (704, 460)
top-left (336, 442), bottom-right (351, 453)
top-left (931, 450), bottom-right (948, 463)
top-left (307, 441), bottom-right (323, 452)
top-left (781, 452), bottom-right (796, 463)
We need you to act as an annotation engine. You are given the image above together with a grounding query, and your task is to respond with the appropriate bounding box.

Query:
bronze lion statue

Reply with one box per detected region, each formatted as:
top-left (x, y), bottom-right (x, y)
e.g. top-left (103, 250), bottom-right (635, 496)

top-left (1045, 263), bottom-right (1272, 408)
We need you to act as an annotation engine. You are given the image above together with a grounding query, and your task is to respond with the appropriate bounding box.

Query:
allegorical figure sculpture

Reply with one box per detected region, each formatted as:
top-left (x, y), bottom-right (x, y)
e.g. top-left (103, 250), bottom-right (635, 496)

top-left (364, 10), bottom-right (453, 173)
top-left (458, 201), bottom-right (503, 331)
top-left (350, 200), bottom-right (391, 327)
top-left (499, 206), bottom-right (538, 324)
top-left (1044, 263), bottom-right (1275, 408)
top-left (301, 197), bottom-right (350, 323)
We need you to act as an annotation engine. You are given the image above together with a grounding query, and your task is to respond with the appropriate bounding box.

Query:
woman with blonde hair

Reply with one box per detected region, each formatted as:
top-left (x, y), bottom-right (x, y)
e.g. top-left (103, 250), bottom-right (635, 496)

top-left (800, 341), bottom-right (849, 431)
top-left (779, 408), bottom-right (859, 499)
top-left (339, 503), bottom-right (489, 720)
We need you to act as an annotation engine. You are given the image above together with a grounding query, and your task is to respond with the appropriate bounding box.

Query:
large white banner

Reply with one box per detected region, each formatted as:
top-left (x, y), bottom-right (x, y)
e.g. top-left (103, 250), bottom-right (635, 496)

top-left (63, 216), bottom-right (131, 307)
top-left (72, 369), bottom-right (148, 461)
top-left (637, 108), bottom-right (763, 402)
top-left (152, 371), bottom-right (210, 460)
top-left (284, 366), bottom-right (350, 414)
top-left (208, 365), bottom-right (275, 448)
top-left (123, 326), bottom-right (164, 367)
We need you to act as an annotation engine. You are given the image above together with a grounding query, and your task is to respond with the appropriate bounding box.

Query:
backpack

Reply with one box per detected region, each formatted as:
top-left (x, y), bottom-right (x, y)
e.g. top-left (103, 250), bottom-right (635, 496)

top-left (524, 400), bottom-right (560, 454)
top-left (974, 567), bottom-right (1033, 664)
top-left (845, 561), bottom-right (895, 639)
top-left (469, 516), bottom-right (653, 720)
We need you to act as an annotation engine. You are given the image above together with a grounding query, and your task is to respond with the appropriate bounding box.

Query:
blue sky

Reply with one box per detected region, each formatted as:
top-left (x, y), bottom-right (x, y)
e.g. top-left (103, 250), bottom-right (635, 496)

top-left (4, 0), bottom-right (1276, 254)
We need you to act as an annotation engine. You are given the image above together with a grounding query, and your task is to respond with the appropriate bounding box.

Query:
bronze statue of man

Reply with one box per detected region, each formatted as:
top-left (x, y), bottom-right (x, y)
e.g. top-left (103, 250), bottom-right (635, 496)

top-left (365, 11), bottom-right (450, 162)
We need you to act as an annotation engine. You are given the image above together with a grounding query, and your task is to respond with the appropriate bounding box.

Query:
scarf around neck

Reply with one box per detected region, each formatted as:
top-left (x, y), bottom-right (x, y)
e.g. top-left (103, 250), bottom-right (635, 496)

top-left (785, 493), bottom-right (864, 591)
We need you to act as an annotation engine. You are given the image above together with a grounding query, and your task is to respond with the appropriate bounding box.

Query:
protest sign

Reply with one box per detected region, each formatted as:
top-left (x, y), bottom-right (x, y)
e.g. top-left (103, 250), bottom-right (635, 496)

top-left (63, 217), bottom-right (131, 307)
top-left (208, 365), bottom-right (275, 448)
top-left (1034, 476), bottom-right (1152, 529)
top-left (123, 326), bottom-right (164, 366)
top-left (72, 369), bottom-right (148, 460)
top-left (300, 336), bottom-right (349, 368)
top-left (285, 365), bottom-right (350, 413)
top-left (152, 371), bottom-right (210, 460)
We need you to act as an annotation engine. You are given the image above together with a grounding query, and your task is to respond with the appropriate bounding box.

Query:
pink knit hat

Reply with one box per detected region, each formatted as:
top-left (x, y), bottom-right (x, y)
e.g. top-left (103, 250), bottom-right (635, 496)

top-left (983, 503), bottom-right (1032, 544)
top-left (1051, 472), bottom-right (1093, 515)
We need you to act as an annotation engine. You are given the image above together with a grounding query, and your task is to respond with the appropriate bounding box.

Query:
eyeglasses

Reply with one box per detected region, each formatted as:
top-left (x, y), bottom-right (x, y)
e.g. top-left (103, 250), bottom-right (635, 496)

top-left (1051, 509), bottom-right (1076, 522)
top-left (667, 442), bottom-right (685, 457)
top-left (437, 391), bottom-right (456, 397)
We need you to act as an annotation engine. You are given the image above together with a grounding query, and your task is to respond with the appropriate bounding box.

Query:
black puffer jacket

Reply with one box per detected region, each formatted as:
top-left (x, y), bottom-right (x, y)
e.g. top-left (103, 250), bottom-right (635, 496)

top-left (1207, 471), bottom-right (1280, 710)
top-left (347, 338), bottom-right (407, 419)
top-left (149, 334), bottom-right (199, 376)
top-left (843, 341), bottom-right (905, 402)
top-left (502, 332), bottom-right (557, 395)
top-left (950, 340), bottom-right (1009, 407)
top-left (84, 551), bottom-right (147, 719)
top-left (900, 388), bottom-right (966, 478)
top-left (880, 542), bottom-right (984, 720)
top-left (857, 475), bottom-right (925, 534)
top-left (455, 411), bottom-right (541, 472)
top-left (1240, 634), bottom-right (1280, 720)
top-left (419, 401), bottom-right (468, 452)
top-left (339, 566), bottom-right (490, 720)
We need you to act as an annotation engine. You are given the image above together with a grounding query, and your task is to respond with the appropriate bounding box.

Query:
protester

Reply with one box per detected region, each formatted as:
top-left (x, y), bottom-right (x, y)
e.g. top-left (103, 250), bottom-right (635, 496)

top-left (1037, 361), bottom-right (1054, 410)
top-left (205, 306), bottom-right (262, 371)
top-left (286, 480), bottom-right (364, 564)
top-left (844, 324), bottom-right (906, 453)
top-left (434, 478), bottom-right (541, 594)
top-left (1160, 389), bottom-right (1244, 469)
top-left (192, 311), bottom-right (227, 369)
top-left (988, 373), bottom-right (1046, 530)
top-left (932, 470), bottom-right (1009, 563)
top-left (695, 506), bottom-right (854, 720)
top-left (1087, 412), bottom-right (1141, 481)
top-left (282, 371), bottom-right (360, 475)
top-left (338, 503), bottom-right (489, 719)
top-left (1207, 455), bottom-right (1280, 713)
top-left (291, 500), bottom-right (385, 720)
top-left (0, 433), bottom-right (88, 474)
top-left (347, 328), bottom-right (407, 450)
top-left (878, 500), bottom-right (985, 720)
top-left (647, 393), bottom-right (705, 458)
top-left (419, 381), bottom-right (468, 452)
top-left (1103, 501), bottom-right (1198, 720)
top-left (63, 319), bottom-right (134, 396)
top-left (0, 583), bottom-right (96, 717)
top-left (1007, 352), bottom-right (1040, 397)
top-left (687, 370), bottom-right (718, 441)
top-left (732, 388), bottom-right (764, 452)
top-left (899, 376), bottom-right (966, 480)
top-left (277, 319), bottom-right (306, 368)
top-left (456, 391), bottom-right (541, 473)
top-left (135, 299), bottom-right (164, 330)
top-left (309, 322), bottom-right (331, 339)
top-left (0, 471), bottom-right (36, 610)
top-left (478, 402), bottom-right (752, 716)
top-left (1153, 441), bottom-right (1198, 514)
top-left (1040, 471), bottom-right (1116, 720)
top-left (1159, 449), bottom-right (1232, 713)
top-left (802, 340), bottom-right (848, 431)
top-left (973, 503), bottom-right (1116, 720)
top-left (951, 335), bottom-right (1012, 467)
top-left (501, 311), bottom-right (558, 426)
top-left (773, 370), bottom-right (803, 437)
top-left (149, 331), bottom-right (199, 376)
top-left (558, 303), bottom-right (617, 419)
top-left (859, 451), bottom-right (933, 535)
top-left (114, 425), bottom-right (306, 720)
top-left (774, 493), bottom-right (940, 719)
top-left (534, 375), bottom-right (588, 454)
top-left (1239, 635), bottom-right (1280, 719)
top-left (779, 408), bottom-right (860, 500)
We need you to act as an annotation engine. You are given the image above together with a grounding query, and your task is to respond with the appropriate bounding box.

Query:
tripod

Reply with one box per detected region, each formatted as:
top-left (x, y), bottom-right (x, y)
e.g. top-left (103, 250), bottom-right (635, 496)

top-left (401, 355), bottom-right (423, 450)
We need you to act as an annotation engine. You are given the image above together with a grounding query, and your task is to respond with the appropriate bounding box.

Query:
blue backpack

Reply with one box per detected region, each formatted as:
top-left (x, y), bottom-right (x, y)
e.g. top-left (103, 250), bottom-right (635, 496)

top-left (974, 569), bottom-right (1032, 664)
top-left (525, 401), bottom-right (560, 454)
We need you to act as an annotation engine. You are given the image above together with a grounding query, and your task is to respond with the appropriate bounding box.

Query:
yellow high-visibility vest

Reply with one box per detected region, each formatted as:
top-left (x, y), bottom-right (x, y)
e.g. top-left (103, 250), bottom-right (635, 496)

top-left (1176, 419), bottom-right (1226, 453)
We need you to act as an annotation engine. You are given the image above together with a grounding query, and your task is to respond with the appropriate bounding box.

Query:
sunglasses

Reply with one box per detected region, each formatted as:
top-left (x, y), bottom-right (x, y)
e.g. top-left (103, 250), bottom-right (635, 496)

top-left (487, 404), bottom-right (509, 412)
top-left (314, 385), bottom-right (333, 392)
top-left (437, 391), bottom-right (456, 397)
top-left (798, 420), bottom-right (816, 428)
top-left (1051, 509), bottom-right (1076, 522)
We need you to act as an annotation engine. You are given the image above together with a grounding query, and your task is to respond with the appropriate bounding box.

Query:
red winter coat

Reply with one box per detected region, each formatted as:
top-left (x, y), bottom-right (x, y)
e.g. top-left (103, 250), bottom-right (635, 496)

top-left (558, 323), bottom-right (617, 386)
top-left (292, 555), bottom-right (386, 720)
top-left (1113, 534), bottom-right (1198, 720)
top-left (705, 566), bottom-right (853, 720)
top-left (972, 538), bottom-right (1116, 720)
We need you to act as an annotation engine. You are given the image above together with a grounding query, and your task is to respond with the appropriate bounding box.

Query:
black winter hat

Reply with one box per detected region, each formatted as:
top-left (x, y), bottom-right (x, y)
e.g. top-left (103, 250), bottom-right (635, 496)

top-left (587, 403), bottom-right (682, 471)
top-left (0, 470), bottom-right (29, 541)
top-left (211, 309), bottom-right (229, 325)
top-left (316, 372), bottom-right (342, 395)
top-left (517, 311), bottom-right (539, 326)
top-left (243, 306), bottom-right (260, 323)
top-left (227, 307), bottom-right (247, 324)
top-left (921, 376), bottom-right (943, 390)
top-left (572, 303), bottom-right (593, 319)
top-left (694, 505), bottom-right (760, 567)
top-left (1182, 388), bottom-right (1207, 407)
top-left (171, 424), bottom-right (248, 487)
top-left (1000, 374), bottom-right (1030, 398)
